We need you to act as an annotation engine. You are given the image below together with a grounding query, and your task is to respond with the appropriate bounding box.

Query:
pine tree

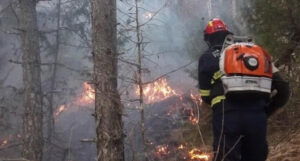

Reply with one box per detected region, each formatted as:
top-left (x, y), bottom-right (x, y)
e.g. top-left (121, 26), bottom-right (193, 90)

top-left (19, 0), bottom-right (43, 161)
top-left (91, 0), bottom-right (124, 160)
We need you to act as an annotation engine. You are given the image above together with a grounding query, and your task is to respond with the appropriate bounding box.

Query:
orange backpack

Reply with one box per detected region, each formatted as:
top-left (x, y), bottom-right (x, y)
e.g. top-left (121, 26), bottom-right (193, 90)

top-left (219, 36), bottom-right (273, 95)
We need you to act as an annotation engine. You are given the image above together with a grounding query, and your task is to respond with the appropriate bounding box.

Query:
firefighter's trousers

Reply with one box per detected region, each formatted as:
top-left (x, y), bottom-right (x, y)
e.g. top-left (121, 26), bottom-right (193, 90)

top-left (212, 99), bottom-right (268, 161)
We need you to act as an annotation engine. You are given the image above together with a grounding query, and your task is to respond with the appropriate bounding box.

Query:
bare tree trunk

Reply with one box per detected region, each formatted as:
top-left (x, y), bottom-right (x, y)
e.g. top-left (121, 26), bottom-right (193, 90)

top-left (91, 0), bottom-right (124, 160)
top-left (47, 0), bottom-right (61, 142)
top-left (134, 0), bottom-right (147, 160)
top-left (19, 0), bottom-right (43, 161)
top-left (46, 0), bottom-right (62, 160)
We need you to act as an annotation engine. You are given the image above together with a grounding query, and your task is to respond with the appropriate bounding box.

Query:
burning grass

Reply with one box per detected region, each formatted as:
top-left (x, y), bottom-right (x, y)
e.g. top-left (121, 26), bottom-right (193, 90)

top-left (0, 134), bottom-right (22, 148)
top-left (54, 82), bottom-right (95, 117)
top-left (136, 78), bottom-right (179, 104)
top-left (189, 148), bottom-right (210, 161)
top-left (52, 78), bottom-right (210, 160)
top-left (152, 143), bottom-right (210, 161)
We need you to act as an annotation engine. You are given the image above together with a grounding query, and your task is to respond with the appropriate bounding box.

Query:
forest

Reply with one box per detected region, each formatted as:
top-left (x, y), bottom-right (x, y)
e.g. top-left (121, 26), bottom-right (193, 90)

top-left (0, 0), bottom-right (299, 161)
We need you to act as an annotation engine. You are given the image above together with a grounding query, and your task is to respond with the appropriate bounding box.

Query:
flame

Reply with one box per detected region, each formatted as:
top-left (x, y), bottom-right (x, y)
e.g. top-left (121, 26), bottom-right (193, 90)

top-left (0, 139), bottom-right (8, 146)
top-left (54, 105), bottom-right (67, 116)
top-left (184, 107), bottom-right (199, 125)
top-left (178, 144), bottom-right (185, 150)
top-left (190, 93), bottom-right (201, 102)
top-left (55, 82), bottom-right (95, 117)
top-left (0, 134), bottom-right (21, 147)
top-left (189, 148), bottom-right (209, 161)
top-left (155, 145), bottom-right (169, 156)
top-left (189, 92), bottom-right (201, 124)
top-left (136, 78), bottom-right (178, 104)
top-left (189, 116), bottom-right (199, 125)
top-left (190, 93), bottom-right (203, 107)
top-left (75, 82), bottom-right (95, 105)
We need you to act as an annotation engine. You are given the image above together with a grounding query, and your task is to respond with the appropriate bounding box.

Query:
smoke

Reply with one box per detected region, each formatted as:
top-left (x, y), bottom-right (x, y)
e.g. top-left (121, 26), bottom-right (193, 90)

top-left (0, 0), bottom-right (94, 159)
top-left (117, 0), bottom-right (252, 160)
top-left (117, 0), bottom-right (251, 95)
top-left (117, 0), bottom-right (199, 96)
top-left (0, 0), bottom-right (252, 160)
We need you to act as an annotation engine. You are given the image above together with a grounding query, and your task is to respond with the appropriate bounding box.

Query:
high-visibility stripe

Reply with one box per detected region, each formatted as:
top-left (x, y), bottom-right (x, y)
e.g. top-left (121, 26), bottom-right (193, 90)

top-left (199, 89), bottom-right (211, 96)
top-left (211, 79), bottom-right (215, 84)
top-left (213, 71), bottom-right (223, 80)
top-left (211, 71), bottom-right (223, 85)
top-left (211, 95), bottom-right (226, 107)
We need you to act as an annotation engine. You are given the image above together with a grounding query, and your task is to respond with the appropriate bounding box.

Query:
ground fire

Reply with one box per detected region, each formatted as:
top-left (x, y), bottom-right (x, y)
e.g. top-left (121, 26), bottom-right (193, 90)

top-left (189, 148), bottom-right (210, 161)
top-left (0, 134), bottom-right (22, 148)
top-left (54, 104), bottom-right (67, 116)
top-left (0, 139), bottom-right (8, 147)
top-left (75, 82), bottom-right (95, 105)
top-left (136, 78), bottom-right (179, 104)
top-left (54, 82), bottom-right (95, 117)
top-left (155, 144), bottom-right (170, 156)
top-left (52, 78), bottom-right (208, 161)
top-left (178, 144), bottom-right (185, 150)
top-left (131, 78), bottom-right (210, 161)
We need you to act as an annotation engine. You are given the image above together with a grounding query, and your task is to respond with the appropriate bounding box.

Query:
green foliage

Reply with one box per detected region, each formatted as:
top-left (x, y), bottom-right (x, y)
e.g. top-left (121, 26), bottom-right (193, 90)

top-left (244, 0), bottom-right (300, 60)
top-left (244, 0), bottom-right (300, 144)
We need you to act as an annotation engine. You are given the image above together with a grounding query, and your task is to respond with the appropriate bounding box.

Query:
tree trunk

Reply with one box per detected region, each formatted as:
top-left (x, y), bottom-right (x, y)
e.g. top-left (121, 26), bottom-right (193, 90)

top-left (47, 0), bottom-right (61, 143)
top-left (45, 1), bottom-right (62, 160)
top-left (134, 0), bottom-right (148, 160)
top-left (91, 0), bottom-right (124, 161)
top-left (19, 0), bottom-right (43, 161)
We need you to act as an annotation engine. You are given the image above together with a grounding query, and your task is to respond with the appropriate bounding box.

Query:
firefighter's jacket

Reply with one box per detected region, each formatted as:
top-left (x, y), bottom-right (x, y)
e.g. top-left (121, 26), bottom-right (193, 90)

top-left (198, 47), bottom-right (290, 114)
top-left (267, 72), bottom-right (290, 116)
top-left (198, 47), bottom-right (223, 106)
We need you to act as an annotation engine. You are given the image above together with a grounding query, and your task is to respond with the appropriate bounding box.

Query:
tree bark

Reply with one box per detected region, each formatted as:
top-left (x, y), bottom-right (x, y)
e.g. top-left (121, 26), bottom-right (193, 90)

top-left (47, 0), bottom-right (61, 143)
top-left (45, 1), bottom-right (62, 161)
top-left (91, 0), bottom-right (124, 160)
top-left (134, 0), bottom-right (148, 160)
top-left (19, 0), bottom-right (43, 161)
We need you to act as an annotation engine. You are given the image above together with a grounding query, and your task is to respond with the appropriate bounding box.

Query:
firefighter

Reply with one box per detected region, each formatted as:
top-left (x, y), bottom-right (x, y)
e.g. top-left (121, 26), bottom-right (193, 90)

top-left (198, 18), bottom-right (289, 161)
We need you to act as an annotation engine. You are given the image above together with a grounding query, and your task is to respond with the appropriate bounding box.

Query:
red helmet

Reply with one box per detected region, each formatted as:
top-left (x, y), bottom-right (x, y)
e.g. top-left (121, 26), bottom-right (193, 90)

top-left (204, 18), bottom-right (229, 35)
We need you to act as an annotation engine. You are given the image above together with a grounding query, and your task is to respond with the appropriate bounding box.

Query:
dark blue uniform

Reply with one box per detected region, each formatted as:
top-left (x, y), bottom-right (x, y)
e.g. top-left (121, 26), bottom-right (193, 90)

top-left (198, 46), bottom-right (269, 161)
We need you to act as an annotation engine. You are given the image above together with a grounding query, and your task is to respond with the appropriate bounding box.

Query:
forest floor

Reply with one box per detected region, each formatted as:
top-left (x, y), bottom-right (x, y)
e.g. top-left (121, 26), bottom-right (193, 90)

top-left (268, 129), bottom-right (300, 161)
top-left (267, 110), bottom-right (300, 161)
top-left (198, 109), bottom-right (300, 161)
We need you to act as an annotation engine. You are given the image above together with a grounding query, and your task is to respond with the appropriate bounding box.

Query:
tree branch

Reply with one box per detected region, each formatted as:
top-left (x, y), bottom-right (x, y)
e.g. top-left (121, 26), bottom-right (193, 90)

top-left (143, 61), bottom-right (195, 85)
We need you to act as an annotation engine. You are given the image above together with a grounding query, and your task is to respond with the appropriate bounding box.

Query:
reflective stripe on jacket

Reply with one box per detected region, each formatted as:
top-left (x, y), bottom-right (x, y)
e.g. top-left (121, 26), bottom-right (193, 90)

top-left (198, 48), bottom-right (224, 106)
